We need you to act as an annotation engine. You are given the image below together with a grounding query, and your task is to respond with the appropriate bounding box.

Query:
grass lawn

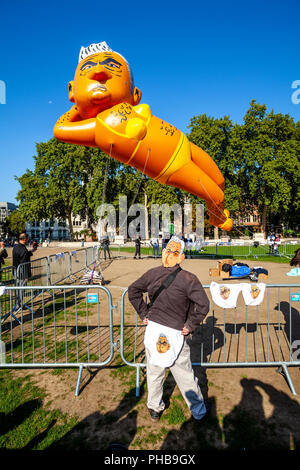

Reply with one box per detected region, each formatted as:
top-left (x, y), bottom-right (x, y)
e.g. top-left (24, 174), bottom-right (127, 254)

top-left (0, 370), bottom-right (78, 450)
top-left (109, 244), bottom-right (298, 264)
top-left (1, 364), bottom-right (298, 450)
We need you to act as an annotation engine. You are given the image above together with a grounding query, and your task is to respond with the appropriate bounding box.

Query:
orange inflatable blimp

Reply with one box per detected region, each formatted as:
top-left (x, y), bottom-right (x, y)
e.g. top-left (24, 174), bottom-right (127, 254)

top-left (54, 42), bottom-right (232, 231)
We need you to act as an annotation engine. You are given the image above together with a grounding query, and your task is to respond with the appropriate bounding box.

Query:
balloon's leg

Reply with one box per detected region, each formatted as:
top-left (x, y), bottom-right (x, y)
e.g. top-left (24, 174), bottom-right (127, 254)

top-left (167, 161), bottom-right (233, 231)
top-left (190, 142), bottom-right (225, 190)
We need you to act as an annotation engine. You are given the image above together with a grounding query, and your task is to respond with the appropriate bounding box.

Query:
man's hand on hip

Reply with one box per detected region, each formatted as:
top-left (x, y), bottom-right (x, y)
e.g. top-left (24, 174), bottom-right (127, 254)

top-left (181, 327), bottom-right (190, 335)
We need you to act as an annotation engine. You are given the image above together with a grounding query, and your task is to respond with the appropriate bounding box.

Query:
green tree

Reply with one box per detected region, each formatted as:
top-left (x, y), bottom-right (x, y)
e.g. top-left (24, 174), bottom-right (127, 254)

top-left (187, 114), bottom-right (241, 213)
top-left (82, 147), bottom-right (120, 226)
top-left (229, 100), bottom-right (300, 233)
top-left (16, 139), bottom-right (90, 240)
top-left (187, 101), bottom-right (300, 234)
top-left (3, 209), bottom-right (26, 237)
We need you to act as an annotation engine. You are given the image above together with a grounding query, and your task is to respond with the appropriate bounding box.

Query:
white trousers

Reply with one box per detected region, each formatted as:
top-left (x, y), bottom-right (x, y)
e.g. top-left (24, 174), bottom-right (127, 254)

top-left (146, 339), bottom-right (206, 420)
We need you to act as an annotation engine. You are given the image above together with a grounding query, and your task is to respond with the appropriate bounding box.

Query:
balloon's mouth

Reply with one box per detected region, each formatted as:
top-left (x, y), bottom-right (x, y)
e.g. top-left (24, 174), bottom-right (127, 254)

top-left (92, 84), bottom-right (107, 93)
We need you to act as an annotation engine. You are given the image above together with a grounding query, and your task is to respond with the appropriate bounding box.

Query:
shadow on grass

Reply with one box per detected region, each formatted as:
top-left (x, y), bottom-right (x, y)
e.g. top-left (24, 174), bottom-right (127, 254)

top-left (160, 377), bottom-right (300, 450)
top-left (48, 380), bottom-right (146, 450)
top-left (0, 399), bottom-right (43, 436)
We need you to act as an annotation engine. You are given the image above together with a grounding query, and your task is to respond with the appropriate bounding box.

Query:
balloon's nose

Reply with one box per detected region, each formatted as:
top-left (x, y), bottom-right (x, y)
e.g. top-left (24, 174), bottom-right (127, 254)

top-left (91, 66), bottom-right (112, 82)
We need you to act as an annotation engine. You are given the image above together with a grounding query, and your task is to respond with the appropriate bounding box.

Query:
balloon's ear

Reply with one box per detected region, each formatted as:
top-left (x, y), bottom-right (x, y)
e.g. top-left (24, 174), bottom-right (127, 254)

top-left (68, 81), bottom-right (75, 103)
top-left (133, 87), bottom-right (142, 105)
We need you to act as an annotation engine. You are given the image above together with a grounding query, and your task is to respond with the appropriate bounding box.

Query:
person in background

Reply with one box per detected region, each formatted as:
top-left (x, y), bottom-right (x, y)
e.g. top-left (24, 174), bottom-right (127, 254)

top-left (162, 234), bottom-right (170, 251)
top-left (274, 234), bottom-right (281, 256)
top-left (150, 237), bottom-right (159, 258)
top-left (0, 240), bottom-right (8, 282)
top-left (12, 233), bottom-right (38, 307)
top-left (0, 241), bottom-right (8, 266)
top-left (12, 232), bottom-right (38, 281)
top-left (133, 236), bottom-right (142, 259)
top-left (185, 236), bottom-right (193, 258)
top-left (101, 235), bottom-right (111, 261)
top-left (268, 233), bottom-right (276, 255)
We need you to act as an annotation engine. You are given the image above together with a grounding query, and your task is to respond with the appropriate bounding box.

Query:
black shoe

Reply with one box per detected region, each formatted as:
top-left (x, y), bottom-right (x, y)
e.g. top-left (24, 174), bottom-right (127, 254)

top-left (148, 409), bottom-right (160, 422)
top-left (192, 413), bottom-right (209, 424)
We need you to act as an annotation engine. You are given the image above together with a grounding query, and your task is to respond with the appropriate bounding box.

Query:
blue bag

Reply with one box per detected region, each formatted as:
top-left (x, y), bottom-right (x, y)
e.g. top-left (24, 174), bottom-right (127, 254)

top-left (231, 265), bottom-right (251, 277)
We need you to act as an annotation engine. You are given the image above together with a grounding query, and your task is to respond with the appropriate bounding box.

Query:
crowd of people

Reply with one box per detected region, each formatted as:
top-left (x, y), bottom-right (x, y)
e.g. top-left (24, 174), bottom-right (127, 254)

top-left (134, 235), bottom-right (203, 260)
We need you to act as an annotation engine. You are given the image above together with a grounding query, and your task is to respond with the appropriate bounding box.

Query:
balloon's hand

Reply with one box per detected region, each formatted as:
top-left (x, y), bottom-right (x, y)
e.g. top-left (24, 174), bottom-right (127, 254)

top-left (126, 117), bottom-right (147, 140)
top-left (54, 106), bottom-right (96, 146)
top-left (55, 106), bottom-right (82, 126)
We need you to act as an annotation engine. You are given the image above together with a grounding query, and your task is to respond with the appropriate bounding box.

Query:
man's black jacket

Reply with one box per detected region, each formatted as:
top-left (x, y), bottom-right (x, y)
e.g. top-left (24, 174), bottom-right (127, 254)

top-left (12, 243), bottom-right (33, 278)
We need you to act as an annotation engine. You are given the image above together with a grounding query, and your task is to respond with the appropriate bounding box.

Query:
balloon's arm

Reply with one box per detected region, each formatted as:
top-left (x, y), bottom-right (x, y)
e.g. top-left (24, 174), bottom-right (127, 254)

top-left (53, 106), bottom-right (97, 146)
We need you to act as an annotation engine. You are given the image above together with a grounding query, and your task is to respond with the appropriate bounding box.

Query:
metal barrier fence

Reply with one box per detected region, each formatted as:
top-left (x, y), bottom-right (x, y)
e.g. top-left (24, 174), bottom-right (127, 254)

top-left (0, 265), bottom-right (16, 287)
top-left (70, 249), bottom-right (87, 277)
top-left (0, 285), bottom-right (115, 396)
top-left (120, 284), bottom-right (300, 396)
top-left (98, 244), bottom-right (127, 260)
top-left (99, 242), bottom-right (300, 260)
top-left (17, 257), bottom-right (50, 287)
top-left (48, 252), bottom-right (71, 285)
top-left (0, 246), bottom-right (100, 289)
top-left (1, 283), bottom-right (299, 397)
top-left (0, 247), bottom-right (100, 325)
top-left (284, 243), bottom-right (300, 257)
top-left (86, 246), bottom-right (97, 267)
top-left (0, 266), bottom-right (17, 324)
top-left (190, 242), bottom-right (299, 259)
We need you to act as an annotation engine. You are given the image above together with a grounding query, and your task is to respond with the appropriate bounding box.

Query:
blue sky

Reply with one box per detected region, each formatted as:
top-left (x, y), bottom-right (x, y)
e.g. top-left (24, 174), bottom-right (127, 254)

top-left (0, 0), bottom-right (299, 204)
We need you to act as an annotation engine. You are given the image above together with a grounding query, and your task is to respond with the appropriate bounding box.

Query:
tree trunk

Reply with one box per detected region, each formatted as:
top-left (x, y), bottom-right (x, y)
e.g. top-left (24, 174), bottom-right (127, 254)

top-left (67, 211), bottom-right (74, 241)
top-left (262, 204), bottom-right (268, 238)
top-left (214, 226), bottom-right (219, 240)
top-left (144, 189), bottom-right (149, 240)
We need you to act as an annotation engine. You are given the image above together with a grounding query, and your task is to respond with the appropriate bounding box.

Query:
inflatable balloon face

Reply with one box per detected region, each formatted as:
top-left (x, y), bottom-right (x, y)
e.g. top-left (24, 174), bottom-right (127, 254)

top-left (162, 238), bottom-right (185, 268)
top-left (54, 41), bottom-right (233, 231)
top-left (68, 46), bottom-right (142, 119)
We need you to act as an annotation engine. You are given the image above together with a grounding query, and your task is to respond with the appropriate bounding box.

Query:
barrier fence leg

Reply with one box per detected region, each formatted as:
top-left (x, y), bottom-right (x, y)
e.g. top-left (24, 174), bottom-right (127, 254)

top-left (136, 365), bottom-right (141, 397)
top-left (75, 365), bottom-right (84, 396)
top-left (277, 363), bottom-right (297, 396)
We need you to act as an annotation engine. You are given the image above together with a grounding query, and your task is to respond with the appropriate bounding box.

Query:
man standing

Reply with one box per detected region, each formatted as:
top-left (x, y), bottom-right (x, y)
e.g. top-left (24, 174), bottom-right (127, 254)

top-left (133, 236), bottom-right (142, 259)
top-left (128, 236), bottom-right (210, 422)
top-left (12, 232), bottom-right (37, 281)
top-left (101, 235), bottom-right (111, 261)
top-left (150, 237), bottom-right (159, 258)
top-left (0, 240), bottom-right (8, 282)
top-left (0, 240), bottom-right (8, 268)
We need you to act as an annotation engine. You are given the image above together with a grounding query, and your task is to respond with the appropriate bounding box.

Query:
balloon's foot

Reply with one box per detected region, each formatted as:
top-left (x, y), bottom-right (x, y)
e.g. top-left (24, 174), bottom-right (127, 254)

top-left (219, 217), bottom-right (233, 231)
top-left (219, 210), bottom-right (233, 231)
top-left (209, 209), bottom-right (233, 231)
